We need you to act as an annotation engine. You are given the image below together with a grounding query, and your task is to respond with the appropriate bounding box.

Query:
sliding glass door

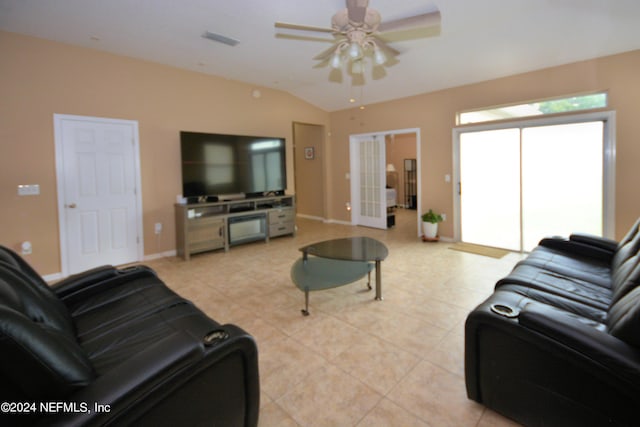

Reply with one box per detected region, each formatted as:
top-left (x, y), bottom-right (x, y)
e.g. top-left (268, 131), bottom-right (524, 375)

top-left (460, 129), bottom-right (521, 250)
top-left (457, 116), bottom-right (610, 252)
top-left (521, 122), bottom-right (603, 250)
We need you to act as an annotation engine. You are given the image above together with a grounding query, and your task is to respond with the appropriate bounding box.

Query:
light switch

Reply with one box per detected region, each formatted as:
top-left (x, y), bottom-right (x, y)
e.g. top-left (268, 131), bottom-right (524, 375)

top-left (445, 174), bottom-right (451, 183)
top-left (17, 184), bottom-right (40, 196)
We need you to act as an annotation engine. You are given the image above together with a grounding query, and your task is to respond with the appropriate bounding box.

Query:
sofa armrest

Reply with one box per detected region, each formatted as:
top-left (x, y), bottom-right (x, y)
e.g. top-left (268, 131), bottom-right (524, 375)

top-left (539, 237), bottom-right (614, 263)
top-left (569, 233), bottom-right (618, 253)
top-left (466, 292), bottom-right (640, 425)
top-left (518, 303), bottom-right (640, 383)
top-left (39, 324), bottom-right (259, 427)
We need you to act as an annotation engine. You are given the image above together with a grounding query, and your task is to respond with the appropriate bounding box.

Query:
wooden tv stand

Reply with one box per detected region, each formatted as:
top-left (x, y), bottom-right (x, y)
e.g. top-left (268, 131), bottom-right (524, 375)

top-left (175, 194), bottom-right (295, 260)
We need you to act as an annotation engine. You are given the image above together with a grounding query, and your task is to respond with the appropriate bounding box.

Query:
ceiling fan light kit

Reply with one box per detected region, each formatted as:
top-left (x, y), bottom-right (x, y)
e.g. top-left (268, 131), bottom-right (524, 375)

top-left (275, 0), bottom-right (441, 79)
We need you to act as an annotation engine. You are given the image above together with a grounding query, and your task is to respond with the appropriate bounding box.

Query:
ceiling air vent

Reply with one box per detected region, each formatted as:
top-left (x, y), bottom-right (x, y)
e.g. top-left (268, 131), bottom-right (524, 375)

top-left (202, 31), bottom-right (240, 47)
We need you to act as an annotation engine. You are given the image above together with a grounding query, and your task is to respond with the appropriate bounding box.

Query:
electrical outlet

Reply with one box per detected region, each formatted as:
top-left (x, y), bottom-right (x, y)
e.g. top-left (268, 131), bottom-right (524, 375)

top-left (154, 223), bottom-right (162, 234)
top-left (21, 241), bottom-right (32, 255)
top-left (441, 213), bottom-right (447, 221)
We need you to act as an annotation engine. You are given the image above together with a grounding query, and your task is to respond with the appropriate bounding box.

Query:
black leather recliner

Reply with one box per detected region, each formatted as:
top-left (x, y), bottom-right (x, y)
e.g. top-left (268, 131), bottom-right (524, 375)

top-left (465, 219), bottom-right (640, 426)
top-left (0, 246), bottom-right (259, 426)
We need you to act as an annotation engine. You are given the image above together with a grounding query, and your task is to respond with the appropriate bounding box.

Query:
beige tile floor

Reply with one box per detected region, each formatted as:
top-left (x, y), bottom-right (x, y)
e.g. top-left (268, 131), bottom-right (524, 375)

top-left (145, 209), bottom-right (524, 426)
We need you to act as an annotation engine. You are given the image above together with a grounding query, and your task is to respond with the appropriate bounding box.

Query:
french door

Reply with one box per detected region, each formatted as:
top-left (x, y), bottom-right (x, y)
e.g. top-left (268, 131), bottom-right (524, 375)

top-left (454, 112), bottom-right (615, 252)
top-left (350, 134), bottom-right (387, 229)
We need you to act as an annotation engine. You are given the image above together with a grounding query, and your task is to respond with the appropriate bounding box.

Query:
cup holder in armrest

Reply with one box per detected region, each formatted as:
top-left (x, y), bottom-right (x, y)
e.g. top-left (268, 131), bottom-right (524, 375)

top-left (203, 330), bottom-right (229, 347)
top-left (490, 304), bottom-right (520, 318)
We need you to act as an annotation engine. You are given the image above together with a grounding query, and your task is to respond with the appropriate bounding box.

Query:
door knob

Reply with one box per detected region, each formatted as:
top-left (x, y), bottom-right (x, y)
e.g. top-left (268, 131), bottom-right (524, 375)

top-left (67, 203), bottom-right (77, 209)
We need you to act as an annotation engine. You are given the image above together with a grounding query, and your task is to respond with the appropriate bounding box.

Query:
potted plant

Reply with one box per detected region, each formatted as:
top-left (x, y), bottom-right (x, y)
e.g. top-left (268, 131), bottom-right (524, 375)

top-left (421, 209), bottom-right (443, 240)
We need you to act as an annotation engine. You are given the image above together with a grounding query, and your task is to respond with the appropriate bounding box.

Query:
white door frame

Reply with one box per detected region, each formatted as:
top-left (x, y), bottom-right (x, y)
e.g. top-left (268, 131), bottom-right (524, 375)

top-left (350, 128), bottom-right (422, 235)
top-left (452, 111), bottom-right (616, 243)
top-left (54, 114), bottom-right (144, 277)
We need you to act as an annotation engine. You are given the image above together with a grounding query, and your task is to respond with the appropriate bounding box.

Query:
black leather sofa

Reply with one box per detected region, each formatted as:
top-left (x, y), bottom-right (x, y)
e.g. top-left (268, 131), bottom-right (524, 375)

top-left (465, 219), bottom-right (640, 426)
top-left (0, 245), bottom-right (259, 426)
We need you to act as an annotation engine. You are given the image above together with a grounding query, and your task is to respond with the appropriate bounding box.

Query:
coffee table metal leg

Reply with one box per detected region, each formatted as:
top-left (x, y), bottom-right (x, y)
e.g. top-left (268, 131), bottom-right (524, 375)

top-left (375, 260), bottom-right (383, 300)
top-left (301, 289), bottom-right (310, 316)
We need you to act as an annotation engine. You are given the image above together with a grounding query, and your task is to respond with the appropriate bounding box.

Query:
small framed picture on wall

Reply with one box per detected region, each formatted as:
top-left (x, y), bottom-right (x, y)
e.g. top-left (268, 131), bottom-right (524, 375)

top-left (304, 147), bottom-right (315, 160)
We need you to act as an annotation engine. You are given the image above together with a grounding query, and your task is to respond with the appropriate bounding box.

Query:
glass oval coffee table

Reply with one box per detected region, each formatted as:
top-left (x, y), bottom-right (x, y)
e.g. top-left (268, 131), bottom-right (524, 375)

top-left (291, 237), bottom-right (388, 315)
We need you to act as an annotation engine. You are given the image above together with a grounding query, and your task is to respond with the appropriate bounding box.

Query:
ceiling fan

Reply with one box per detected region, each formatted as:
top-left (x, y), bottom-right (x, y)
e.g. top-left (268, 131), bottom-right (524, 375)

top-left (275, 0), bottom-right (441, 72)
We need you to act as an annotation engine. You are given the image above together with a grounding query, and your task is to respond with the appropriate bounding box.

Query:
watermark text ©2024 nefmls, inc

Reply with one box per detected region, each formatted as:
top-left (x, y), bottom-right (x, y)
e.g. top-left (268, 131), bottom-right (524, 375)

top-left (1, 401), bottom-right (111, 415)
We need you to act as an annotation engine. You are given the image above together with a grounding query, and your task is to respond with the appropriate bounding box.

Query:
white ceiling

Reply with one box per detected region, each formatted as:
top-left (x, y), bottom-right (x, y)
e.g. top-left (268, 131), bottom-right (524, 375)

top-left (1, 0), bottom-right (639, 112)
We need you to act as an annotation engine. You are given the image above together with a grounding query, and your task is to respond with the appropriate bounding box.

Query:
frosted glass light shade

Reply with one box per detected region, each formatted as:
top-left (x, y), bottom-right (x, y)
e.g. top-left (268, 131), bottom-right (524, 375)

top-left (330, 52), bottom-right (342, 69)
top-left (349, 42), bottom-right (363, 59)
top-left (374, 48), bottom-right (387, 65)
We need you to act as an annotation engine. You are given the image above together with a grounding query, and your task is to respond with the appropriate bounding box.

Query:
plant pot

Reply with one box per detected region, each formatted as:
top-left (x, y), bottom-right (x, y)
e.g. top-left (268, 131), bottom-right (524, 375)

top-left (422, 221), bottom-right (438, 239)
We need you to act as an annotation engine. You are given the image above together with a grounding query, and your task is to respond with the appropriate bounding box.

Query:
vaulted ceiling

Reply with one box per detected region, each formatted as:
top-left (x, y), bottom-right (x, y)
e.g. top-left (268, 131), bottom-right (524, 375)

top-left (1, 0), bottom-right (639, 111)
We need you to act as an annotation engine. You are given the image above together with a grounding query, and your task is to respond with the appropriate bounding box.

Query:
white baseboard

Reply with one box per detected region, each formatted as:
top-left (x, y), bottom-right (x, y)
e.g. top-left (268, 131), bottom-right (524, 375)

top-left (144, 250), bottom-right (177, 261)
top-left (296, 213), bottom-right (355, 227)
top-left (296, 213), bottom-right (326, 222)
top-left (324, 219), bottom-right (353, 226)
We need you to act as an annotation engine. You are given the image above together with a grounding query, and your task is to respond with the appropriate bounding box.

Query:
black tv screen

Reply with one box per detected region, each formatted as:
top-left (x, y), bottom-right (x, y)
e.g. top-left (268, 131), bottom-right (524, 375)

top-left (180, 131), bottom-right (286, 199)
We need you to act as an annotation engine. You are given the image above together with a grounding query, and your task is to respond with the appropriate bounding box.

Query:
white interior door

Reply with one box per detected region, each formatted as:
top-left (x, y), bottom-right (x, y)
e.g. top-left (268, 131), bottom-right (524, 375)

top-left (55, 115), bottom-right (142, 275)
top-left (350, 134), bottom-right (386, 229)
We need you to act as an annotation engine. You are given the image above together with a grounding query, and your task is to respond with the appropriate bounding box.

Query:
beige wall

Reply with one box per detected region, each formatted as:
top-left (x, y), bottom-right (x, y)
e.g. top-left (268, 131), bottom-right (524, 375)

top-left (2, 29), bottom-right (639, 275)
top-left (329, 50), bottom-right (640, 239)
top-left (0, 31), bottom-right (329, 274)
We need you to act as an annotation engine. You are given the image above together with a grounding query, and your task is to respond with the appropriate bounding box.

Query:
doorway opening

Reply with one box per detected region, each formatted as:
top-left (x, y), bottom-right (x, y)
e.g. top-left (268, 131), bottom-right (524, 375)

top-left (293, 122), bottom-right (326, 221)
top-left (349, 128), bottom-right (421, 235)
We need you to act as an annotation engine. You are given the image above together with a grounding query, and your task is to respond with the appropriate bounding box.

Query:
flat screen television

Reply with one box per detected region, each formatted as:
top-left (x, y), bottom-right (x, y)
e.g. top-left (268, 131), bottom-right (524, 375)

top-left (180, 131), bottom-right (287, 201)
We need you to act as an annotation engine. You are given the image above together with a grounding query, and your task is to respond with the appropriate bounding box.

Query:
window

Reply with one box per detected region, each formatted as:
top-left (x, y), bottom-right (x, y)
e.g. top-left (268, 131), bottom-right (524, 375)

top-left (458, 93), bottom-right (607, 125)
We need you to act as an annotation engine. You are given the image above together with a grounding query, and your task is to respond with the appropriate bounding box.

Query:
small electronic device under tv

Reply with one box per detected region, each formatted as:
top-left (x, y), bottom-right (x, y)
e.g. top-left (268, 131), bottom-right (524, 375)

top-left (180, 131), bottom-right (287, 201)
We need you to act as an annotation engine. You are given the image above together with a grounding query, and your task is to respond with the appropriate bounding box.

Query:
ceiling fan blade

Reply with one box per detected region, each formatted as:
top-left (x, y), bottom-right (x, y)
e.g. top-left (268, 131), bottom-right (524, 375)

top-left (276, 33), bottom-right (336, 44)
top-left (275, 22), bottom-right (334, 34)
top-left (346, 0), bottom-right (369, 23)
top-left (377, 10), bottom-right (441, 33)
top-left (313, 43), bottom-right (342, 61)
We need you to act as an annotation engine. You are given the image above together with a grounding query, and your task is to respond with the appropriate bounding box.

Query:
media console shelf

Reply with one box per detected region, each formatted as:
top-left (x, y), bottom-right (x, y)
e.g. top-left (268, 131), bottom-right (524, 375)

top-left (175, 195), bottom-right (296, 260)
